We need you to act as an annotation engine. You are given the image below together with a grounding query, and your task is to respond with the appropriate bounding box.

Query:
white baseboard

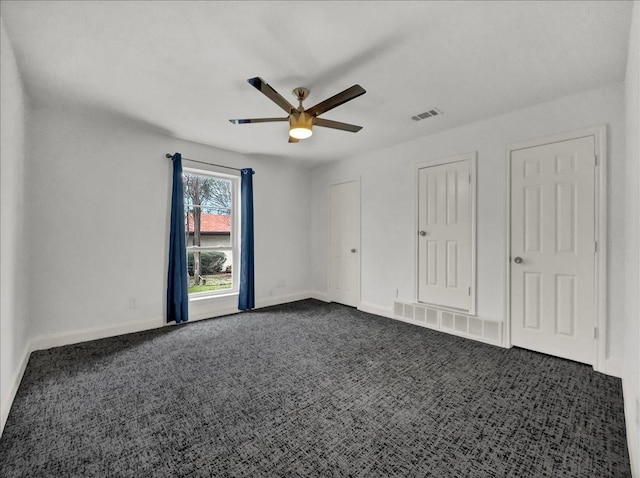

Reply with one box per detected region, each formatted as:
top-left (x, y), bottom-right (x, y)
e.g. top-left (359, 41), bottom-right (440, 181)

top-left (155, 291), bottom-right (334, 324)
top-left (29, 316), bottom-right (164, 352)
top-left (188, 291), bottom-right (321, 322)
top-left (188, 307), bottom-right (240, 322)
top-left (358, 301), bottom-right (394, 319)
top-left (308, 291), bottom-right (329, 302)
top-left (1, 345), bottom-right (31, 435)
top-left (255, 291), bottom-right (313, 309)
top-left (1, 291), bottom-right (319, 437)
top-left (622, 378), bottom-right (640, 477)
top-left (601, 358), bottom-right (624, 378)
top-left (3, 316), bottom-right (164, 435)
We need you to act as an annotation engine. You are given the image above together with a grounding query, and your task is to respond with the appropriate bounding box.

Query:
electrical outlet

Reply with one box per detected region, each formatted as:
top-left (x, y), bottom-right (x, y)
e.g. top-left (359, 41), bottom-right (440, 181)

top-left (129, 298), bottom-right (138, 309)
top-left (276, 279), bottom-right (285, 289)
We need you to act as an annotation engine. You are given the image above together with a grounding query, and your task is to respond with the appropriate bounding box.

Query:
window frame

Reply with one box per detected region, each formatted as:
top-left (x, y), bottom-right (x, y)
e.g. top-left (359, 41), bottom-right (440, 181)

top-left (183, 162), bottom-right (240, 299)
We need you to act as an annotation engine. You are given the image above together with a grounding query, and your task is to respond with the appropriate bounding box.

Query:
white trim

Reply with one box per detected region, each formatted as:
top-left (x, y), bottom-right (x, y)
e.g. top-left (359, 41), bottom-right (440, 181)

top-left (593, 126), bottom-right (608, 375)
top-left (601, 358), bottom-right (624, 379)
top-left (327, 177), bottom-right (361, 308)
top-left (358, 301), bottom-right (394, 319)
top-left (2, 316), bottom-right (164, 436)
top-left (308, 291), bottom-right (330, 302)
top-left (470, 154), bottom-right (478, 316)
top-left (30, 317), bottom-right (164, 352)
top-left (415, 152), bottom-right (477, 315)
top-left (183, 162), bottom-right (240, 178)
top-left (0, 291), bottom-right (322, 435)
top-left (255, 291), bottom-right (314, 310)
top-left (182, 166), bottom-right (241, 296)
top-left (0, 290), bottom-right (354, 439)
top-left (504, 145), bottom-right (513, 348)
top-left (622, 378), bottom-right (640, 478)
top-left (188, 307), bottom-right (240, 322)
top-left (1, 346), bottom-right (31, 435)
top-left (20, 292), bottom-right (321, 354)
top-left (189, 291), bottom-right (323, 322)
top-left (504, 125), bottom-right (607, 371)
top-left (189, 291), bottom-right (238, 303)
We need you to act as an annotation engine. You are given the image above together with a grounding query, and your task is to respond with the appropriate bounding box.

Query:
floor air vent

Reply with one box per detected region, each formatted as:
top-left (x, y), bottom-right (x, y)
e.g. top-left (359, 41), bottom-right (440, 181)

top-left (411, 108), bottom-right (443, 121)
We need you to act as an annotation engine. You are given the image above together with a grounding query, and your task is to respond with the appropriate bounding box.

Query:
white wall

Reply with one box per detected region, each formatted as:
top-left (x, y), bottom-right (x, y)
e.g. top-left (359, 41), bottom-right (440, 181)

top-left (26, 101), bottom-right (311, 339)
top-left (624, 3), bottom-right (640, 475)
top-left (310, 83), bottom-right (626, 366)
top-left (0, 18), bottom-right (30, 432)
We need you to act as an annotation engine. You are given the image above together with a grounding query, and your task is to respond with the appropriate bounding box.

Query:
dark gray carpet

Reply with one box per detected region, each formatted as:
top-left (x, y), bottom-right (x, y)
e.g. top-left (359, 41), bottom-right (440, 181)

top-left (0, 299), bottom-right (631, 477)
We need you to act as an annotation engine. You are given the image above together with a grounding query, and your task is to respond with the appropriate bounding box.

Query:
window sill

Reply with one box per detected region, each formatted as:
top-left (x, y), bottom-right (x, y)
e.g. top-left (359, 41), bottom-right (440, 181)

top-left (189, 291), bottom-right (239, 303)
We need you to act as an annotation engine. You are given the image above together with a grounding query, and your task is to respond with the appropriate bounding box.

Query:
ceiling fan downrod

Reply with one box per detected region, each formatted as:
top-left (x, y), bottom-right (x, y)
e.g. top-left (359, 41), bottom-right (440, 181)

top-left (292, 87), bottom-right (310, 111)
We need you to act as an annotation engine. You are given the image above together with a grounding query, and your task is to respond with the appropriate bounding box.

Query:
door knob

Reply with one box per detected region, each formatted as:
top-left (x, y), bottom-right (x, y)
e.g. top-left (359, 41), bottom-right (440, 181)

top-left (513, 257), bottom-right (523, 264)
top-left (419, 231), bottom-right (427, 236)
top-left (350, 248), bottom-right (357, 253)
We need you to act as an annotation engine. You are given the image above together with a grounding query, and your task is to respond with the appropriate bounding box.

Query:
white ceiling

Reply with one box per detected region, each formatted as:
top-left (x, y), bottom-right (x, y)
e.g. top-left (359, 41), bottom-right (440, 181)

top-left (0, 1), bottom-right (633, 163)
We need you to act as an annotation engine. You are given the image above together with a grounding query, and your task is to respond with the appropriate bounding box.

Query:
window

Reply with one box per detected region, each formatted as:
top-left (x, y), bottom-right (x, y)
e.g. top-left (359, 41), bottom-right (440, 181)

top-left (183, 167), bottom-right (239, 297)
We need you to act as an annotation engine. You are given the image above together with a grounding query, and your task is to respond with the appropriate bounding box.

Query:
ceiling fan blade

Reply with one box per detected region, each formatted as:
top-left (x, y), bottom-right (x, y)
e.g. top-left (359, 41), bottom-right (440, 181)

top-left (314, 117), bottom-right (363, 132)
top-left (229, 117), bottom-right (288, 124)
top-left (305, 85), bottom-right (366, 117)
top-left (247, 77), bottom-right (295, 114)
top-left (288, 136), bottom-right (300, 143)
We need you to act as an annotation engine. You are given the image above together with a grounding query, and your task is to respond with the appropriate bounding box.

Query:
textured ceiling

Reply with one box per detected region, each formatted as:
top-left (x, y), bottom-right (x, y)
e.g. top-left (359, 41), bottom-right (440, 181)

top-left (0, 1), bottom-right (633, 163)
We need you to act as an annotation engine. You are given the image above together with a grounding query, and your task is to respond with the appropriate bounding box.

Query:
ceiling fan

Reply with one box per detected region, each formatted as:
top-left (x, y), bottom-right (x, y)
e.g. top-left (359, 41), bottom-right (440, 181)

top-left (229, 77), bottom-right (366, 143)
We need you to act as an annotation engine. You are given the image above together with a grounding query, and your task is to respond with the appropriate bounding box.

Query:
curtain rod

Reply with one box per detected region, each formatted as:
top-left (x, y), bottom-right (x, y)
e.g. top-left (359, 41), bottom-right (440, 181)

top-left (165, 153), bottom-right (243, 172)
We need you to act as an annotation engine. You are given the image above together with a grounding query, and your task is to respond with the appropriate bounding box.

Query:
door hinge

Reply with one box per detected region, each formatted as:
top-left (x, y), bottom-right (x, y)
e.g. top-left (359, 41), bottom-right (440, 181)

top-left (595, 241), bottom-right (598, 253)
top-left (469, 174), bottom-right (471, 184)
top-left (594, 154), bottom-right (598, 167)
top-left (594, 327), bottom-right (598, 339)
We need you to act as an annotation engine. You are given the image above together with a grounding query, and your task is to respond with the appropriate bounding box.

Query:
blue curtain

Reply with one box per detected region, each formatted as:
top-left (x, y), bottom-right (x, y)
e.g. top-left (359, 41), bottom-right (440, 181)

top-left (167, 153), bottom-right (189, 323)
top-left (238, 168), bottom-right (255, 311)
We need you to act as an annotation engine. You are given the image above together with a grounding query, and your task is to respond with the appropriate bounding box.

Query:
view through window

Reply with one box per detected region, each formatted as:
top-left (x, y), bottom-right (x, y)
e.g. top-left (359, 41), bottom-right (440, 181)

top-left (183, 169), bottom-right (237, 295)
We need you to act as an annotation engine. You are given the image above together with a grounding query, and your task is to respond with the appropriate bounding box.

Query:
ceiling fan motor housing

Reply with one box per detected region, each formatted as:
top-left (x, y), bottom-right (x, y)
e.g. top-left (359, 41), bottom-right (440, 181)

top-left (289, 110), bottom-right (314, 139)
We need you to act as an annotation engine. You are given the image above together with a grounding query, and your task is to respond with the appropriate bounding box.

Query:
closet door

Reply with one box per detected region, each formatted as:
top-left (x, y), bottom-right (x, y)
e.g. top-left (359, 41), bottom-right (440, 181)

top-left (417, 156), bottom-right (474, 312)
top-left (328, 180), bottom-right (360, 307)
top-left (509, 135), bottom-right (596, 365)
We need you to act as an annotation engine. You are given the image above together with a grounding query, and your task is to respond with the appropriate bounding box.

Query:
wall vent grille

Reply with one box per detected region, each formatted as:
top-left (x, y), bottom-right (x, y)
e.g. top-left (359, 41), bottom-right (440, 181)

top-left (393, 301), bottom-right (503, 346)
top-left (411, 108), bottom-right (443, 121)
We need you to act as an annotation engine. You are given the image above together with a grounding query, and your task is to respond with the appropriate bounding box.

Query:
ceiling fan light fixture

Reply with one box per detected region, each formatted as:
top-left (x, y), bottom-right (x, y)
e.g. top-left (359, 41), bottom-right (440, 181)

top-left (289, 111), bottom-right (313, 140)
top-left (230, 78), bottom-right (365, 142)
top-left (289, 126), bottom-right (313, 140)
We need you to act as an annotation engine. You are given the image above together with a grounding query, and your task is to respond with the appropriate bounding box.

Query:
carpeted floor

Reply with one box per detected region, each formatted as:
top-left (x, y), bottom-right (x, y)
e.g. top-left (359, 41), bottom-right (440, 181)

top-left (0, 299), bottom-right (631, 477)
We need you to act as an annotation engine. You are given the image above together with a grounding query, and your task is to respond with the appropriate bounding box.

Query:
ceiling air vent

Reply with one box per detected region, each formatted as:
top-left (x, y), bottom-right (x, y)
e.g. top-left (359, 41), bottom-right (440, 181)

top-left (412, 108), bottom-right (443, 121)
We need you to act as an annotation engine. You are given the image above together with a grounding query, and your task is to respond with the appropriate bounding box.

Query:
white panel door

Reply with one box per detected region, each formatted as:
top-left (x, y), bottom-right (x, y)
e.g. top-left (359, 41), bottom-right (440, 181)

top-left (510, 136), bottom-right (596, 365)
top-left (418, 160), bottom-right (471, 311)
top-left (329, 180), bottom-right (360, 307)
